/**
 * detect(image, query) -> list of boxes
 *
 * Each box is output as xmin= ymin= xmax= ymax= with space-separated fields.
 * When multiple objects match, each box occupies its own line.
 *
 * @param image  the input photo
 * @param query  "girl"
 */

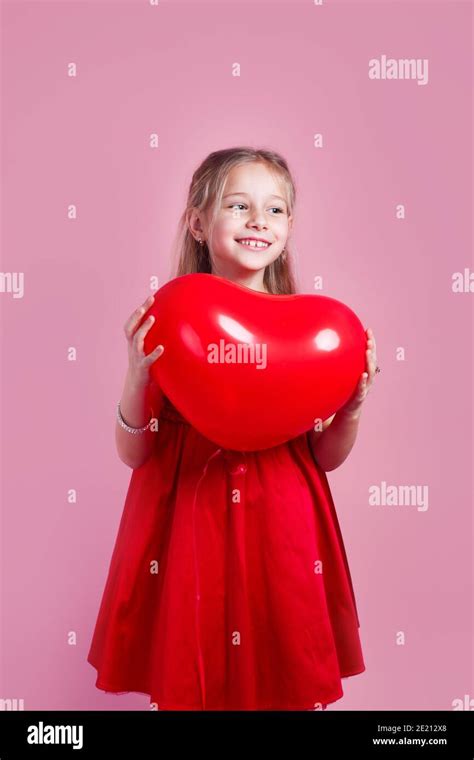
xmin=87 ymin=147 xmax=379 ymax=711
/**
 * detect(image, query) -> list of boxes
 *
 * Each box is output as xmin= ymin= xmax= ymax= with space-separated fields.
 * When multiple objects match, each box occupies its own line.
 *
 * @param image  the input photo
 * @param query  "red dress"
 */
xmin=87 ymin=395 xmax=365 ymax=710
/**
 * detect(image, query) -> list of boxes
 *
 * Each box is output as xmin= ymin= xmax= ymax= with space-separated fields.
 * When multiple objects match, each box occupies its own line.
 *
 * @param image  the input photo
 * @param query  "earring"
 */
xmin=197 ymin=238 xmax=204 ymax=246
xmin=281 ymin=247 xmax=287 ymax=260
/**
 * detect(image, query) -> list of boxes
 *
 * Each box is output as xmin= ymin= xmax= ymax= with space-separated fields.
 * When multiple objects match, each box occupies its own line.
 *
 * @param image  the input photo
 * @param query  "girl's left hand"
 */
xmin=338 ymin=328 xmax=378 ymax=417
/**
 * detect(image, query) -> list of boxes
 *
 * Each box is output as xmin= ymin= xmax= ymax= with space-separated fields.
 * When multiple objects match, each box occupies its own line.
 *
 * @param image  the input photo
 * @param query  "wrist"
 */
xmin=126 ymin=367 xmax=150 ymax=391
xmin=337 ymin=405 xmax=362 ymax=422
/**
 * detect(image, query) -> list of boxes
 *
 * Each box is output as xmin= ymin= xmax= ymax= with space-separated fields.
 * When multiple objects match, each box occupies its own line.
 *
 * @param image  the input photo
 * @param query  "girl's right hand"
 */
xmin=123 ymin=294 xmax=164 ymax=388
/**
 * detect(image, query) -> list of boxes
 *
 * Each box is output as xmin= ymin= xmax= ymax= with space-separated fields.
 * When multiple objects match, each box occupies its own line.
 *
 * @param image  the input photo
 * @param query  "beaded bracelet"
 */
xmin=116 ymin=401 xmax=154 ymax=434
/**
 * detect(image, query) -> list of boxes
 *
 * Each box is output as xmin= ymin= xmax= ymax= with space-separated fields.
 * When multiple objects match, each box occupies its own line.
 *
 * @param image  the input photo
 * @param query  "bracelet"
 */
xmin=116 ymin=401 xmax=154 ymax=434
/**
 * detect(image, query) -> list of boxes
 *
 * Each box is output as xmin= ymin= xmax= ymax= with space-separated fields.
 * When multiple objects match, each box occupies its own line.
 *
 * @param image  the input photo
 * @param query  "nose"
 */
xmin=246 ymin=209 xmax=267 ymax=228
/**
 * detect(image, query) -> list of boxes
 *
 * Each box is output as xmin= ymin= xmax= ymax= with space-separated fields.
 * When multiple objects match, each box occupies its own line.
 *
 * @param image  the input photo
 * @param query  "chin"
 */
xmin=238 ymin=260 xmax=273 ymax=272
xmin=234 ymin=251 xmax=277 ymax=266
xmin=217 ymin=250 xmax=277 ymax=272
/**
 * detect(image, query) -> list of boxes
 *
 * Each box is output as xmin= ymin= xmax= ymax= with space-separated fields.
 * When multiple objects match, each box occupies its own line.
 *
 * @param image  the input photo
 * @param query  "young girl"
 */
xmin=87 ymin=147 xmax=379 ymax=711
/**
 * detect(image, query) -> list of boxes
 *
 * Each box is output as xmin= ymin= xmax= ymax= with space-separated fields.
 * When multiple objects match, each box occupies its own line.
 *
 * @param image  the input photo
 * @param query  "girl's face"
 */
xmin=190 ymin=162 xmax=293 ymax=290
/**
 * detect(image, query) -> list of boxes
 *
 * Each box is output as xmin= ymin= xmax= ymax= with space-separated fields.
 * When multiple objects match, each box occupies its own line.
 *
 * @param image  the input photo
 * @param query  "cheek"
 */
xmin=276 ymin=217 xmax=290 ymax=233
xmin=212 ymin=218 xmax=236 ymax=239
xmin=212 ymin=220 xmax=243 ymax=250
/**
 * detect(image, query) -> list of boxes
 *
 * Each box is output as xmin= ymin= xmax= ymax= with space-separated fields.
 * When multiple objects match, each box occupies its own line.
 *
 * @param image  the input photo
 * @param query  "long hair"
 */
xmin=170 ymin=147 xmax=299 ymax=295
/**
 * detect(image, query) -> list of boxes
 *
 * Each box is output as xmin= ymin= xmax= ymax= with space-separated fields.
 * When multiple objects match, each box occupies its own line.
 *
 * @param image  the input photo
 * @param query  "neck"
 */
xmin=211 ymin=266 xmax=269 ymax=294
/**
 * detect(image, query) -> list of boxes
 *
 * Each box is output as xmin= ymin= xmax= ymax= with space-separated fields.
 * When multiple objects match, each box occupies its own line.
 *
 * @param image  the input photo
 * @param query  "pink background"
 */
xmin=1 ymin=0 xmax=472 ymax=710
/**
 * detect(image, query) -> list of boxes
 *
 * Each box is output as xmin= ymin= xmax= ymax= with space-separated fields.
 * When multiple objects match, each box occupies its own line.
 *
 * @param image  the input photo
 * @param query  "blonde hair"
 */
xmin=170 ymin=147 xmax=299 ymax=295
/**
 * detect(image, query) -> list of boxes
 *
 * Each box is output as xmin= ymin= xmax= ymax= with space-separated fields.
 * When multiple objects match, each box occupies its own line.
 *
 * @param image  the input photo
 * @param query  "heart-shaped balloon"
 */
xmin=143 ymin=273 xmax=366 ymax=451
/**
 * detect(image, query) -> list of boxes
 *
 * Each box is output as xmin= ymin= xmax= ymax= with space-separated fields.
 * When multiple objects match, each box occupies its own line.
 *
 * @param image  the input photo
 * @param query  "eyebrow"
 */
xmin=223 ymin=192 xmax=287 ymax=204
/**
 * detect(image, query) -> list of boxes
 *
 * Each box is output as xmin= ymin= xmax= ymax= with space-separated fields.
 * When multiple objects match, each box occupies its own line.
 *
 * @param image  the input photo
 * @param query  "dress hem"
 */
xmin=88 ymin=658 xmax=366 ymax=711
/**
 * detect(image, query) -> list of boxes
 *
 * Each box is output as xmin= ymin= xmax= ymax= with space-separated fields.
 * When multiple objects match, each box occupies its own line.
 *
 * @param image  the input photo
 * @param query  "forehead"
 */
xmin=223 ymin=162 xmax=286 ymax=199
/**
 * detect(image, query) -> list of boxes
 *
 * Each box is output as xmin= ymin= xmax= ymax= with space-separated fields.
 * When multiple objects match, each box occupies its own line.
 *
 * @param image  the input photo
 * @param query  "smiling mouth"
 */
xmin=235 ymin=239 xmax=272 ymax=250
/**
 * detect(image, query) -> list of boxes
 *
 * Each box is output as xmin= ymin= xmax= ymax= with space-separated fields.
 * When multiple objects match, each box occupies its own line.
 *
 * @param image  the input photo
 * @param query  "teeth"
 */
xmin=237 ymin=239 xmax=270 ymax=249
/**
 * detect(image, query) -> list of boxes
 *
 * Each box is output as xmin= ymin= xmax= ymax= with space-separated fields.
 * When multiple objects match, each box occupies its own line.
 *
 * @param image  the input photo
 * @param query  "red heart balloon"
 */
xmin=144 ymin=273 xmax=366 ymax=451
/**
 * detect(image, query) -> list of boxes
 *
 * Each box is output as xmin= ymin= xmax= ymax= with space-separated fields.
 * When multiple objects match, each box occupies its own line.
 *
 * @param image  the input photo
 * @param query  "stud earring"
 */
xmin=197 ymin=238 xmax=204 ymax=246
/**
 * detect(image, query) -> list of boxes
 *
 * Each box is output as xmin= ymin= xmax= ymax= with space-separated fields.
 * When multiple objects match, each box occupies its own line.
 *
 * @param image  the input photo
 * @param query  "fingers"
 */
xmin=365 ymin=350 xmax=376 ymax=389
xmin=123 ymin=294 xmax=164 ymax=382
xmin=367 ymin=327 xmax=377 ymax=360
xmin=352 ymin=328 xmax=378 ymax=406
xmin=132 ymin=310 xmax=165 ymax=366
xmin=365 ymin=327 xmax=377 ymax=384
xmin=144 ymin=344 xmax=165 ymax=366
xmin=346 ymin=375 xmax=366 ymax=412
xmin=123 ymin=294 xmax=155 ymax=340
xmin=366 ymin=347 xmax=375 ymax=375
xmin=133 ymin=314 xmax=156 ymax=355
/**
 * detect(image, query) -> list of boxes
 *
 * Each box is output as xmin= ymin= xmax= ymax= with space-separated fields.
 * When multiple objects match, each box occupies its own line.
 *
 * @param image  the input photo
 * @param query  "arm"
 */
xmin=308 ymin=326 xmax=378 ymax=472
xmin=308 ymin=409 xmax=362 ymax=472
xmin=117 ymin=292 xmax=166 ymax=469
xmin=115 ymin=370 xmax=165 ymax=469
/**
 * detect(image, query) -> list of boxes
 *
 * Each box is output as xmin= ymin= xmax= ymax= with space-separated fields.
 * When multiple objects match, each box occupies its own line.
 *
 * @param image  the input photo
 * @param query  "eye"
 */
xmin=228 ymin=204 xmax=285 ymax=213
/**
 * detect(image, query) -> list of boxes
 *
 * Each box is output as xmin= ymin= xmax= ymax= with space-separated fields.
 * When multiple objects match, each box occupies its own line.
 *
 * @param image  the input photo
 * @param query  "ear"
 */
xmin=186 ymin=207 xmax=204 ymax=239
